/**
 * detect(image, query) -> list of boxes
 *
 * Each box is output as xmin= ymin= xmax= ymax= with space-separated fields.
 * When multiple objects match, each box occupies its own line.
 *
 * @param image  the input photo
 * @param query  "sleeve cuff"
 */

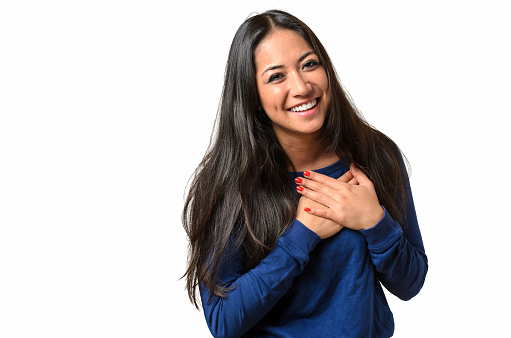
xmin=360 ymin=206 xmax=403 ymax=253
xmin=277 ymin=219 xmax=321 ymax=265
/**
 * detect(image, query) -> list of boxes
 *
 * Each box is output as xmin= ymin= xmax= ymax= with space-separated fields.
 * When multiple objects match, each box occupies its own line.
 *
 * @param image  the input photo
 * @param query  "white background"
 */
xmin=1 ymin=1 xmax=510 ymax=337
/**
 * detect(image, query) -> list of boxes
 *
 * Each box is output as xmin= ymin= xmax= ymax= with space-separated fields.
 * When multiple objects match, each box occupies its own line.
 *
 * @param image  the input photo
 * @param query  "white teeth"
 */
xmin=290 ymin=99 xmax=317 ymax=112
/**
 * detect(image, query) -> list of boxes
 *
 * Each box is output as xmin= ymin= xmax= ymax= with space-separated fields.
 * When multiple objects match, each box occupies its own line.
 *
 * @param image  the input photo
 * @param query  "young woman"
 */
xmin=182 ymin=10 xmax=427 ymax=337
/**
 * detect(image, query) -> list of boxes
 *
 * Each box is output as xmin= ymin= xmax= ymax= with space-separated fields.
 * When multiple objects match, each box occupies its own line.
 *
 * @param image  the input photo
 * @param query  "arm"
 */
xmin=295 ymin=164 xmax=428 ymax=301
xmin=201 ymin=219 xmax=321 ymax=338
xmin=202 ymin=171 xmax=354 ymax=337
xmin=360 ymin=185 xmax=428 ymax=300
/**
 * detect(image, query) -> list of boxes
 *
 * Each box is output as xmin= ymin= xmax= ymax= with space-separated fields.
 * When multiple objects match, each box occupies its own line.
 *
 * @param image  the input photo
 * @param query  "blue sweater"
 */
xmin=201 ymin=160 xmax=428 ymax=337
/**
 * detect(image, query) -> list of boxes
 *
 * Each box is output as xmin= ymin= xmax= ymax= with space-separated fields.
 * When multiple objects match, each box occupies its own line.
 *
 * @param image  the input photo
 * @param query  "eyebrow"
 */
xmin=260 ymin=51 xmax=317 ymax=77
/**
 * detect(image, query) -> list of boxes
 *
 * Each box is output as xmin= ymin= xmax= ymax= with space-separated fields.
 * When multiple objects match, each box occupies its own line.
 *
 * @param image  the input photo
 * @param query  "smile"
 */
xmin=289 ymin=99 xmax=317 ymax=112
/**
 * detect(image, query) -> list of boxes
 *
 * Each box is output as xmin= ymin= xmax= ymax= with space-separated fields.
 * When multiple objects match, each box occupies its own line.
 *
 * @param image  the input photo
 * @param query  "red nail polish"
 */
xmin=296 ymin=186 xmax=304 ymax=192
xmin=295 ymin=177 xmax=302 ymax=183
xmin=304 ymin=207 xmax=311 ymax=212
xmin=304 ymin=170 xmax=311 ymax=177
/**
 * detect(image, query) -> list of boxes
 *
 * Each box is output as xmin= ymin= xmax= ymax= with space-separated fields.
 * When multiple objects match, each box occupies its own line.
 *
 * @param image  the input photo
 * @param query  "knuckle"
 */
xmin=319 ymin=176 xmax=329 ymax=184
xmin=338 ymin=184 xmax=348 ymax=193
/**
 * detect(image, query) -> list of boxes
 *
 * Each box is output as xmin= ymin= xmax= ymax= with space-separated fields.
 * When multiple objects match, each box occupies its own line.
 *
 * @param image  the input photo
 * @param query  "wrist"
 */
xmin=363 ymin=206 xmax=385 ymax=230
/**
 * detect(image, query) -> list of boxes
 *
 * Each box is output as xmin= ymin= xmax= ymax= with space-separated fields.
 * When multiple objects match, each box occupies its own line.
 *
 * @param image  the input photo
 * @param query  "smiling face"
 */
xmin=254 ymin=29 xmax=330 ymax=144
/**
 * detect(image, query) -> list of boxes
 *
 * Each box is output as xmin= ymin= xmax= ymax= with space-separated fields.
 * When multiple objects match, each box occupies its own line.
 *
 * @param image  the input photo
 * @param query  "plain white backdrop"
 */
xmin=1 ymin=1 xmax=510 ymax=337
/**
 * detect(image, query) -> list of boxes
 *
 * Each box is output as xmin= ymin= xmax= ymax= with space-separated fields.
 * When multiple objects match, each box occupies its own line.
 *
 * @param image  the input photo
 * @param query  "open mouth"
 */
xmin=289 ymin=98 xmax=318 ymax=112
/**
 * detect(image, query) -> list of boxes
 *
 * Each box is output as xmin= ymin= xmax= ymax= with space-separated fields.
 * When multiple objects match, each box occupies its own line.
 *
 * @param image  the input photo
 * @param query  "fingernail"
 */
xmin=352 ymin=163 xmax=357 ymax=169
xmin=296 ymin=186 xmax=304 ymax=192
xmin=304 ymin=170 xmax=311 ymax=177
xmin=304 ymin=207 xmax=311 ymax=212
xmin=295 ymin=177 xmax=302 ymax=183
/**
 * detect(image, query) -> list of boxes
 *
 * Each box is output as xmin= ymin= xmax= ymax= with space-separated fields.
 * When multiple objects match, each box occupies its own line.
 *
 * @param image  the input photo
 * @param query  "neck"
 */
xmin=275 ymin=130 xmax=340 ymax=172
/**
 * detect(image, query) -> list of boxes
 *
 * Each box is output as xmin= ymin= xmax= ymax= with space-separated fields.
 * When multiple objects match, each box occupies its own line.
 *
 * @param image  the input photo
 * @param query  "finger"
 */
xmin=337 ymin=170 xmax=354 ymax=183
xmin=348 ymin=177 xmax=359 ymax=185
xmin=303 ymin=206 xmax=331 ymax=220
xmin=295 ymin=176 xmax=338 ymax=196
xmin=296 ymin=184 xmax=336 ymax=208
xmin=350 ymin=163 xmax=372 ymax=186
xmin=303 ymin=170 xmax=347 ymax=189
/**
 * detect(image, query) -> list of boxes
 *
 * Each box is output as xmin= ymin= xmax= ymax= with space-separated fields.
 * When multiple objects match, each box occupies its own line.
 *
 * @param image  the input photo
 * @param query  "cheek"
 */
xmin=321 ymin=79 xmax=330 ymax=104
xmin=320 ymin=74 xmax=329 ymax=91
xmin=314 ymin=69 xmax=329 ymax=91
xmin=260 ymin=89 xmax=282 ymax=110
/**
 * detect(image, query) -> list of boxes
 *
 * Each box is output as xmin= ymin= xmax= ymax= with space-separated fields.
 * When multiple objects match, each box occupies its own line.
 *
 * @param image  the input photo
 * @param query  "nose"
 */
xmin=289 ymin=71 xmax=312 ymax=97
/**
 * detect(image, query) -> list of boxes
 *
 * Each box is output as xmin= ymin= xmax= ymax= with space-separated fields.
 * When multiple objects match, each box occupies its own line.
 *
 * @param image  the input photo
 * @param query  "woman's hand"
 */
xmin=295 ymin=170 xmax=353 ymax=239
xmin=296 ymin=196 xmax=343 ymax=239
xmin=295 ymin=164 xmax=384 ymax=231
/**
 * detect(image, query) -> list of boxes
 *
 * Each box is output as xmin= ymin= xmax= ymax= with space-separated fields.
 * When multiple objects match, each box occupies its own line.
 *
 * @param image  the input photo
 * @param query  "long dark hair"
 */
xmin=182 ymin=10 xmax=409 ymax=308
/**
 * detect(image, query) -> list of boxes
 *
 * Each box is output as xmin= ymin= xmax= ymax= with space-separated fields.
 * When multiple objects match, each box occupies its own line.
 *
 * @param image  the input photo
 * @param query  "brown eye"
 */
xmin=268 ymin=73 xmax=284 ymax=83
xmin=303 ymin=60 xmax=320 ymax=69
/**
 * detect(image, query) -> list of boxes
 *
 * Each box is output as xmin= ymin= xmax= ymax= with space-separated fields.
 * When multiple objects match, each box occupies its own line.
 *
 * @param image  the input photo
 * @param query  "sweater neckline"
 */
xmin=288 ymin=158 xmax=349 ymax=177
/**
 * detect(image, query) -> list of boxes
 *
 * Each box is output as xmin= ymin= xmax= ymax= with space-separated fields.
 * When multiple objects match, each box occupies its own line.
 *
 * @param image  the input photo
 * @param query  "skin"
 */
xmin=297 ymin=165 xmax=384 ymax=234
xmin=254 ymin=29 xmax=384 ymax=239
xmin=254 ymin=29 xmax=337 ymax=172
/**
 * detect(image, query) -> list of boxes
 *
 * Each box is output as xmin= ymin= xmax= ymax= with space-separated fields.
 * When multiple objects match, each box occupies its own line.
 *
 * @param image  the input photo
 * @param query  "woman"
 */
xmin=182 ymin=9 xmax=427 ymax=337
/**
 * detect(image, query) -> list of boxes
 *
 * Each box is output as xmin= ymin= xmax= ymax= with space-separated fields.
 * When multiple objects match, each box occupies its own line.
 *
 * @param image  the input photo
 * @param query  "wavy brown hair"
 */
xmin=182 ymin=10 xmax=409 ymax=308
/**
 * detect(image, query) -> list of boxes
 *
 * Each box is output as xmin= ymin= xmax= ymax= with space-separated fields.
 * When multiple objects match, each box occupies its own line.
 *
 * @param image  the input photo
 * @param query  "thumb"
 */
xmin=350 ymin=163 xmax=372 ymax=186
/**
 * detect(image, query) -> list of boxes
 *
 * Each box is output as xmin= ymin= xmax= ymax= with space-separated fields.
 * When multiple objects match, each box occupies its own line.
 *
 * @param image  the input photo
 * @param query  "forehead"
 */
xmin=254 ymin=30 xmax=313 ymax=70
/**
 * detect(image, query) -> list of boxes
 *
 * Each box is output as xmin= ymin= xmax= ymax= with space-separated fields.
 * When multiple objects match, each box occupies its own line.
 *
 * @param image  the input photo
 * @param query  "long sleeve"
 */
xmin=198 ymin=159 xmax=427 ymax=337
xmin=201 ymin=219 xmax=321 ymax=338
xmin=360 ymin=185 xmax=428 ymax=300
